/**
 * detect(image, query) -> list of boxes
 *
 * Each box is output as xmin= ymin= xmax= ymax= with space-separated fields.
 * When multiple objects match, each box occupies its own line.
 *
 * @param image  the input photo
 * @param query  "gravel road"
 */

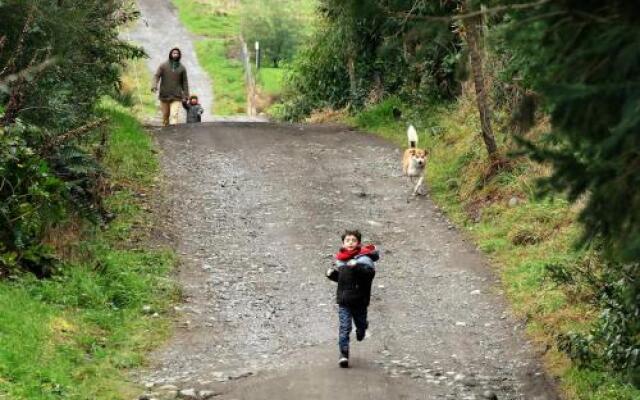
xmin=134 ymin=122 xmax=559 ymax=400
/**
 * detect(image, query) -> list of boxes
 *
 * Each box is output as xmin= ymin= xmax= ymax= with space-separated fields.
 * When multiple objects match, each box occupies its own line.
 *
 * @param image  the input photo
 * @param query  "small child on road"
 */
xmin=326 ymin=229 xmax=379 ymax=368
xmin=182 ymin=94 xmax=204 ymax=123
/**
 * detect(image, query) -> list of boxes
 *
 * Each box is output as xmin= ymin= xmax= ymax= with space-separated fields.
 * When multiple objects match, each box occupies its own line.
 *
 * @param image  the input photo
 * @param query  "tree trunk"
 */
xmin=463 ymin=7 xmax=498 ymax=158
xmin=512 ymin=89 xmax=538 ymax=135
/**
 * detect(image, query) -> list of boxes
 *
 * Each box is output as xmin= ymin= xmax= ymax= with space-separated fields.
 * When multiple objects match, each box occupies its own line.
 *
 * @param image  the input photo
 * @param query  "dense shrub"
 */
xmin=0 ymin=0 xmax=143 ymax=275
xmin=240 ymin=0 xmax=306 ymax=68
xmin=280 ymin=0 xmax=461 ymax=121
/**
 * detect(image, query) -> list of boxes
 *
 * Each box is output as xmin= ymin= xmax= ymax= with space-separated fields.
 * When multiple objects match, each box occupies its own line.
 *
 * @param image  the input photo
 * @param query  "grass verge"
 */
xmin=171 ymin=0 xmax=246 ymax=115
xmin=0 ymin=68 xmax=178 ymax=399
xmin=257 ymin=67 xmax=285 ymax=97
xmin=119 ymin=58 xmax=158 ymax=120
xmin=349 ymin=95 xmax=640 ymax=400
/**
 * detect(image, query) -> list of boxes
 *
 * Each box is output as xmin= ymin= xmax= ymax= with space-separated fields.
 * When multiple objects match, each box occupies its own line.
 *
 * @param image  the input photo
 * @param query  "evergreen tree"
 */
xmin=499 ymin=0 xmax=640 ymax=260
xmin=499 ymin=0 xmax=640 ymax=379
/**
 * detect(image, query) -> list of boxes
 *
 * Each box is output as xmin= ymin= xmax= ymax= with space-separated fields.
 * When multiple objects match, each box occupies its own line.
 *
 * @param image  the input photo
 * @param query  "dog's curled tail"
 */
xmin=407 ymin=124 xmax=418 ymax=148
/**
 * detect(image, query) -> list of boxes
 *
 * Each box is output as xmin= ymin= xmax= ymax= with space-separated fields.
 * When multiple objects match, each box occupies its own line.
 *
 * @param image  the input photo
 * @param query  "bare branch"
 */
xmin=387 ymin=0 xmax=553 ymax=23
xmin=516 ymin=10 xmax=567 ymax=26
xmin=41 ymin=118 xmax=109 ymax=152
xmin=0 ymin=59 xmax=57 ymax=92
xmin=399 ymin=0 xmax=423 ymax=28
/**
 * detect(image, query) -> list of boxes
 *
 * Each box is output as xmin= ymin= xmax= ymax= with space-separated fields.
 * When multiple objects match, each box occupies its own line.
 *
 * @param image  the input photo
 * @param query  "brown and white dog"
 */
xmin=402 ymin=125 xmax=427 ymax=196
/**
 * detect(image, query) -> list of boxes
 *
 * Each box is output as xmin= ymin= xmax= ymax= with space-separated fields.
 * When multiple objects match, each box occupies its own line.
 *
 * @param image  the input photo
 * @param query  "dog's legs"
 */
xmin=405 ymin=176 xmax=415 ymax=203
xmin=413 ymin=176 xmax=425 ymax=196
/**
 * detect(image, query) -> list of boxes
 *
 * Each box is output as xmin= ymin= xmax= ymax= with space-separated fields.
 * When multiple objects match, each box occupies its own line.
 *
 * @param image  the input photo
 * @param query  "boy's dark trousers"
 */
xmin=338 ymin=305 xmax=368 ymax=356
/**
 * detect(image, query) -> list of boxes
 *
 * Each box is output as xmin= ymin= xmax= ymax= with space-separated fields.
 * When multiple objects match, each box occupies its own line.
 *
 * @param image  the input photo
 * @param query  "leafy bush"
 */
xmin=0 ymin=123 xmax=66 ymax=276
xmin=278 ymin=24 xmax=351 ymax=121
xmin=279 ymin=0 xmax=462 ymax=121
xmin=0 ymin=0 xmax=143 ymax=275
xmin=240 ymin=0 xmax=306 ymax=68
xmin=551 ymin=261 xmax=639 ymax=384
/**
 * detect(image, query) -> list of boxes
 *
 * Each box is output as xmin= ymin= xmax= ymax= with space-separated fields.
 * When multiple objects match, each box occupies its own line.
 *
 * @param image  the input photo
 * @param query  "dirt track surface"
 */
xmin=136 ymin=122 xmax=559 ymax=400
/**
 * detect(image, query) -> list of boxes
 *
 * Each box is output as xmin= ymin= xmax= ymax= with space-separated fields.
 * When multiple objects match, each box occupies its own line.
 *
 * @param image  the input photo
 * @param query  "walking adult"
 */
xmin=151 ymin=47 xmax=189 ymax=126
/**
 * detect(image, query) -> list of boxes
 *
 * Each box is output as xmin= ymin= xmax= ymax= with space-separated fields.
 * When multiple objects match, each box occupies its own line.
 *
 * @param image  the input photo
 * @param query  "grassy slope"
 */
xmin=120 ymin=58 xmax=158 ymax=119
xmin=254 ymin=0 xmax=316 ymax=105
xmin=171 ymin=0 xmax=246 ymax=115
xmin=0 ymin=65 xmax=177 ymax=399
xmin=257 ymin=67 xmax=285 ymax=96
xmin=351 ymin=95 xmax=640 ymax=400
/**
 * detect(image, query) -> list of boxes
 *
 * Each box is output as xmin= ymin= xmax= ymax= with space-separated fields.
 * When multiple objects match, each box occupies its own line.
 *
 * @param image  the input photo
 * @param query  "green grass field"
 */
xmin=257 ymin=67 xmax=285 ymax=96
xmin=196 ymin=39 xmax=247 ymax=115
xmin=120 ymin=58 xmax=157 ymax=119
xmin=171 ymin=0 xmax=246 ymax=115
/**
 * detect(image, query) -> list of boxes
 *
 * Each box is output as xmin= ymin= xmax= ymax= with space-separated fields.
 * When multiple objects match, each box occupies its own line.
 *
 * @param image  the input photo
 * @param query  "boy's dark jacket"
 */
xmin=182 ymin=101 xmax=203 ymax=123
xmin=327 ymin=245 xmax=379 ymax=308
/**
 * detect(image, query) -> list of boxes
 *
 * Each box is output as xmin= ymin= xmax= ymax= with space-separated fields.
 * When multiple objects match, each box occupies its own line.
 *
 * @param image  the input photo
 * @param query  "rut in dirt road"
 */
xmin=135 ymin=122 xmax=559 ymax=400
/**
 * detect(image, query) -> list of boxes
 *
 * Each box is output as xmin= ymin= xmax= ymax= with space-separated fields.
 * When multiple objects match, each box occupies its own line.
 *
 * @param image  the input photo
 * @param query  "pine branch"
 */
xmin=399 ymin=0 xmax=424 ymax=27
xmin=0 ymin=6 xmax=48 ymax=126
xmin=386 ymin=0 xmax=553 ymax=23
xmin=0 ymin=58 xmax=57 ymax=92
xmin=0 ymin=56 xmax=57 ymax=127
xmin=41 ymin=119 xmax=108 ymax=153
xmin=0 ymin=5 xmax=36 ymax=77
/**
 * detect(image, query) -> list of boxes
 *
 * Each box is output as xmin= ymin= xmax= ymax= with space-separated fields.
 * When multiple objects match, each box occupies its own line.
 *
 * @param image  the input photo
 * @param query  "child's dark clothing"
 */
xmin=182 ymin=100 xmax=203 ymax=123
xmin=327 ymin=244 xmax=378 ymax=358
xmin=338 ymin=305 xmax=367 ymax=356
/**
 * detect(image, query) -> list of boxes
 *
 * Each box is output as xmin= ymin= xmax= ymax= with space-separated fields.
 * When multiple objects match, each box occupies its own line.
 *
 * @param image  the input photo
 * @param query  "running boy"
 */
xmin=326 ymin=229 xmax=379 ymax=368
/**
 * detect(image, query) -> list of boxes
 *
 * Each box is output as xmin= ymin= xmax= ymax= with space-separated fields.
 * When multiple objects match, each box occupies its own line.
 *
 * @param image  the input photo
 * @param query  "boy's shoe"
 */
xmin=356 ymin=321 xmax=368 ymax=341
xmin=339 ymin=350 xmax=349 ymax=368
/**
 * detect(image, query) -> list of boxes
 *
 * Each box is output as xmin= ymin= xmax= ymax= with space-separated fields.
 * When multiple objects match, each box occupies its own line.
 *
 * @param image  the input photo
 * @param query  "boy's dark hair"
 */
xmin=341 ymin=230 xmax=362 ymax=243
